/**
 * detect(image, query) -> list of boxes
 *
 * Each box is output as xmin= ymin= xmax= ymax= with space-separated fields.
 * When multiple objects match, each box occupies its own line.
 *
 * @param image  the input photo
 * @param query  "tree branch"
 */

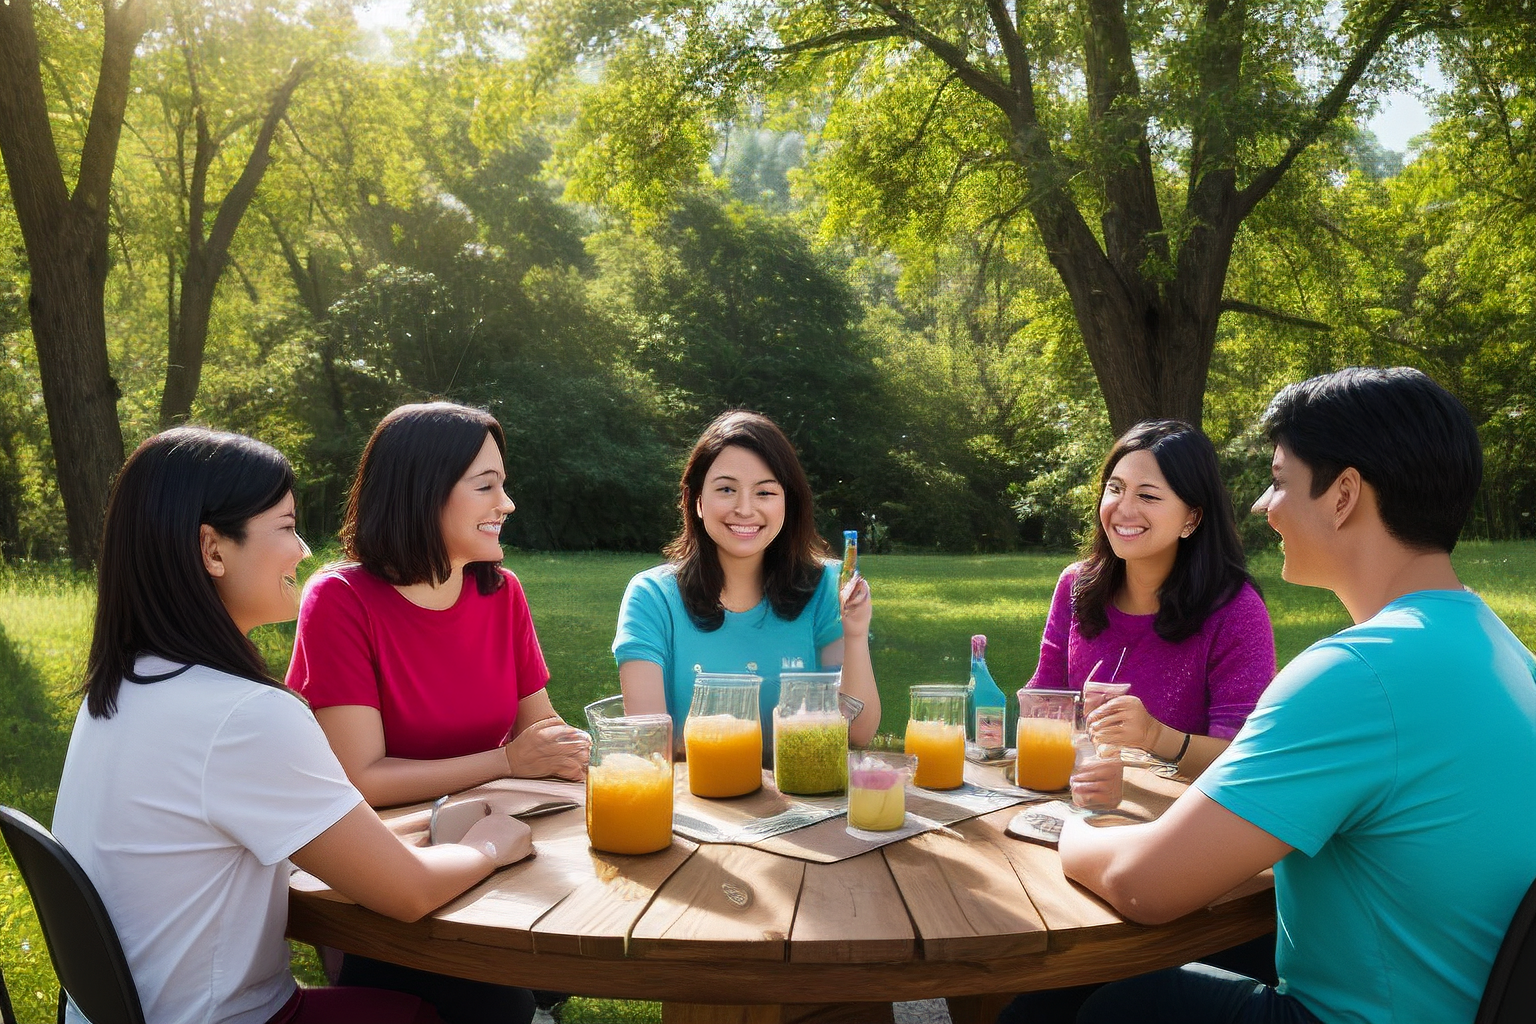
xmin=766 ymin=25 xmax=907 ymax=56
xmin=867 ymin=0 xmax=1016 ymax=114
xmin=890 ymin=71 xmax=957 ymax=162
xmin=1219 ymin=298 xmax=1330 ymax=331
xmin=1237 ymin=0 xmax=1411 ymax=217
xmin=205 ymin=59 xmax=313 ymax=259
xmin=983 ymin=0 xmax=1032 ymax=109
xmin=0 ymin=0 xmax=73 ymax=231
xmin=74 ymin=0 xmax=149 ymax=218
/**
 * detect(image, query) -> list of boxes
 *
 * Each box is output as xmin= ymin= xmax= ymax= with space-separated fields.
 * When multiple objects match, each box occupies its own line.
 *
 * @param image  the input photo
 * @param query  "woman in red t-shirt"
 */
xmin=287 ymin=401 xmax=589 ymax=1024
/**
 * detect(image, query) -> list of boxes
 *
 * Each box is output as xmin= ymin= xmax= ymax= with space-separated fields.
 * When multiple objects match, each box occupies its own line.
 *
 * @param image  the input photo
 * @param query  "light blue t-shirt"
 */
xmin=612 ymin=562 xmax=844 ymax=746
xmin=1198 ymin=589 xmax=1536 ymax=1024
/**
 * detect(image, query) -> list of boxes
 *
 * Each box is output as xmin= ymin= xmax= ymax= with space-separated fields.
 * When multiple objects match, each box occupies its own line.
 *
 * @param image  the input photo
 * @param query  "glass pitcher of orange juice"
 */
xmin=905 ymin=684 xmax=967 ymax=789
xmin=584 ymin=695 xmax=674 ymax=855
xmin=1016 ymin=689 xmax=1078 ymax=791
xmin=774 ymin=671 xmax=848 ymax=795
xmin=684 ymin=673 xmax=763 ymax=798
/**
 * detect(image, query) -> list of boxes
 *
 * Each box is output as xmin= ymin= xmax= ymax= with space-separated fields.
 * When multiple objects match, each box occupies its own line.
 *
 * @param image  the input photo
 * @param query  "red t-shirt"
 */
xmin=286 ymin=564 xmax=550 ymax=761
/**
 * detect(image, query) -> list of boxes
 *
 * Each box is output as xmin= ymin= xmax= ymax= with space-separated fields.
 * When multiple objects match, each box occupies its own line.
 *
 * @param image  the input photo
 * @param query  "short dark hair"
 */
xmin=1075 ymin=420 xmax=1257 ymax=644
xmin=667 ymin=410 xmax=829 ymax=630
xmin=342 ymin=402 xmax=507 ymax=596
xmin=1261 ymin=367 xmax=1482 ymax=553
xmin=84 ymin=427 xmax=296 ymax=718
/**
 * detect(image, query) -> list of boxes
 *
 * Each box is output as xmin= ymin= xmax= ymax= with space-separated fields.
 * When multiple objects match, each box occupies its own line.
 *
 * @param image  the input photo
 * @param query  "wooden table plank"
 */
xmin=882 ymin=825 xmax=1048 ymax=961
xmin=787 ymin=851 xmax=915 ymax=964
xmin=968 ymin=808 xmax=1121 ymax=943
xmin=530 ymin=838 xmax=698 ymax=957
xmin=428 ymin=807 xmax=593 ymax=951
xmin=629 ymin=844 xmax=806 ymax=961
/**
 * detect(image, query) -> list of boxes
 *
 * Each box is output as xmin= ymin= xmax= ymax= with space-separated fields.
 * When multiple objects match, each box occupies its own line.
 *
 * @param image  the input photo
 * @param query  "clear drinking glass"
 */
xmin=1016 ymin=688 xmax=1077 ymax=792
xmin=774 ymin=671 xmax=848 ymax=795
xmin=584 ymin=695 xmax=674 ymax=855
xmin=684 ymin=672 xmax=763 ymax=798
xmin=1074 ymin=680 xmax=1129 ymax=809
xmin=905 ymin=684 xmax=967 ymax=789
xmin=847 ymin=751 xmax=916 ymax=831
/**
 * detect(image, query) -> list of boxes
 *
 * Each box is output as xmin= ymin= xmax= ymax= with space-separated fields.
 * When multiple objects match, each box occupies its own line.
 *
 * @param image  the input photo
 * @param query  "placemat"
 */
xmin=670 ymin=764 xmax=1043 ymax=862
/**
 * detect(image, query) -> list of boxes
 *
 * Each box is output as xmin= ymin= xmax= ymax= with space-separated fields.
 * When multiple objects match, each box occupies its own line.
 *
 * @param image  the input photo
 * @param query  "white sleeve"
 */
xmin=202 ymin=686 xmax=364 ymax=865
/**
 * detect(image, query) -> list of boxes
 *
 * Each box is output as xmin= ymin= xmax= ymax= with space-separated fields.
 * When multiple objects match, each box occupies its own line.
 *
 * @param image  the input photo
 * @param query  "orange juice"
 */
xmin=1016 ymin=717 xmax=1075 ymax=791
xmin=904 ymin=719 xmax=965 ymax=789
xmin=684 ymin=714 xmax=763 ymax=797
xmin=586 ymin=753 xmax=674 ymax=855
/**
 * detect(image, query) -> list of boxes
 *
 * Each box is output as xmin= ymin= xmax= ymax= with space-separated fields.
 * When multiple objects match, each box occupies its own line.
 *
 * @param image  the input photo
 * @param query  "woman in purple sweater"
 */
xmin=1025 ymin=419 xmax=1275 ymax=779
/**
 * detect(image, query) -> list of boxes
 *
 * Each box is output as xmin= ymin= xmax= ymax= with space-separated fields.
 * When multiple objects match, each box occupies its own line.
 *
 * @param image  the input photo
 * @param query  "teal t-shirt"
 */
xmin=612 ymin=562 xmax=844 ymax=746
xmin=1197 ymin=589 xmax=1536 ymax=1024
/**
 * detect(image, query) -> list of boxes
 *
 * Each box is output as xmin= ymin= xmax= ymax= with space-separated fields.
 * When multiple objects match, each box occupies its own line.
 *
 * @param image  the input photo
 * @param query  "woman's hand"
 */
xmin=1086 ymin=694 xmax=1162 ymax=751
xmin=459 ymin=813 xmax=534 ymax=868
xmin=840 ymin=573 xmax=872 ymax=640
xmin=1069 ymin=750 xmax=1124 ymax=810
xmin=503 ymin=717 xmax=591 ymax=781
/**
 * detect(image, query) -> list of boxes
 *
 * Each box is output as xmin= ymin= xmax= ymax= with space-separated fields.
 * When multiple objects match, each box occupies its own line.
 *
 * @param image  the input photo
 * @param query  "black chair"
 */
xmin=1 ymin=957 xmax=17 ymax=1024
xmin=1476 ymin=874 xmax=1536 ymax=1024
xmin=0 ymin=807 xmax=145 ymax=1024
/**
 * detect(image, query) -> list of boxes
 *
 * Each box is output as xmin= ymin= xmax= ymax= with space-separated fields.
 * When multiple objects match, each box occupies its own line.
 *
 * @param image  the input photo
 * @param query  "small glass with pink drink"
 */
xmin=846 ymin=752 xmax=917 ymax=831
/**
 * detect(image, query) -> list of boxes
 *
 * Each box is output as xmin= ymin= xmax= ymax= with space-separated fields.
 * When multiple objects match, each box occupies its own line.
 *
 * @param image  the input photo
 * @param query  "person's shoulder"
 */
xmin=489 ymin=565 xmax=523 ymax=597
xmin=1059 ymin=562 xmax=1083 ymax=586
xmin=1212 ymin=578 xmax=1270 ymax=622
xmin=628 ymin=563 xmax=680 ymax=594
xmin=301 ymin=562 xmax=377 ymax=603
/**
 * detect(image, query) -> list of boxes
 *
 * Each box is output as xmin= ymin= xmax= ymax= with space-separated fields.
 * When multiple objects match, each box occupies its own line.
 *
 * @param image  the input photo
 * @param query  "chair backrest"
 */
xmin=0 ymin=807 xmax=145 ymax=1024
xmin=1475 ymin=874 xmax=1536 ymax=1024
xmin=0 ymin=956 xmax=17 ymax=1024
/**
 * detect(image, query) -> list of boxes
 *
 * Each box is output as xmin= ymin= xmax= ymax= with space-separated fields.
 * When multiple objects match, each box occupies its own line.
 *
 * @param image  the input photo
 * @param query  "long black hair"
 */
xmin=341 ymin=402 xmax=508 ymax=597
xmin=666 ymin=410 xmax=828 ymax=630
xmin=83 ymin=427 xmax=297 ymax=718
xmin=1074 ymin=420 xmax=1256 ymax=644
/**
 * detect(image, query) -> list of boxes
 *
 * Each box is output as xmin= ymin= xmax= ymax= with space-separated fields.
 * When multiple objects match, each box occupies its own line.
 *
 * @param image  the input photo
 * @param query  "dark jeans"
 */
xmin=1077 ymin=964 xmax=1322 ymax=1024
xmin=337 ymin=953 xmax=535 ymax=1024
xmin=997 ymin=935 xmax=1286 ymax=1024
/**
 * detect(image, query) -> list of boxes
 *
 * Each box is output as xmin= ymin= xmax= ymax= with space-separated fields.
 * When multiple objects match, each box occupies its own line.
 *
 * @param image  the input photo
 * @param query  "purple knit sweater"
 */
xmin=1024 ymin=564 xmax=1276 ymax=738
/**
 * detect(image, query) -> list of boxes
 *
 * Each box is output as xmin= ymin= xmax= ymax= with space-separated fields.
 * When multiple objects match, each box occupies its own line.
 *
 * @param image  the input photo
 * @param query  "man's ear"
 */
xmin=200 ymin=524 xmax=226 ymax=578
xmin=1332 ymin=467 xmax=1364 ymax=529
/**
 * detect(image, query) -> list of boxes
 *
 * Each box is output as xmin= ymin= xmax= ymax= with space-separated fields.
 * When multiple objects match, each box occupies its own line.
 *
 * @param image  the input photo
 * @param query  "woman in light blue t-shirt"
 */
xmin=613 ymin=410 xmax=881 ymax=752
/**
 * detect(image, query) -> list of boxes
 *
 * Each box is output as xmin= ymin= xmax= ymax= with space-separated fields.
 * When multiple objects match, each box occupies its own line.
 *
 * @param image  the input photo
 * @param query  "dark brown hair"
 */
xmin=342 ymin=402 xmax=507 ymax=596
xmin=1074 ymin=420 xmax=1257 ymax=644
xmin=84 ymin=428 xmax=296 ymax=718
xmin=1262 ymin=367 xmax=1481 ymax=553
xmin=667 ymin=410 xmax=829 ymax=629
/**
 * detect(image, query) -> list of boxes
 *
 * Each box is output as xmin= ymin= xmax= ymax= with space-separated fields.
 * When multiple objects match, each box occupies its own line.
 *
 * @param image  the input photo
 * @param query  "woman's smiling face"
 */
xmin=1099 ymin=449 xmax=1199 ymax=565
xmin=697 ymin=444 xmax=786 ymax=568
xmin=439 ymin=432 xmax=514 ymax=569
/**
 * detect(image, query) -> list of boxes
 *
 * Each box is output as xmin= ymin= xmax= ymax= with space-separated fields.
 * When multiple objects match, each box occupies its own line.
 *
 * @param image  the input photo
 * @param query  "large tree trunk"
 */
xmin=0 ymin=0 xmax=143 ymax=564
xmin=25 ymin=223 xmax=126 ymax=564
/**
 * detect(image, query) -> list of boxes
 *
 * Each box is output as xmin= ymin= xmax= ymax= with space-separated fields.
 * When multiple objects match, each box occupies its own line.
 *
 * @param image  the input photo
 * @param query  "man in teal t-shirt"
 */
xmin=1057 ymin=367 xmax=1536 ymax=1024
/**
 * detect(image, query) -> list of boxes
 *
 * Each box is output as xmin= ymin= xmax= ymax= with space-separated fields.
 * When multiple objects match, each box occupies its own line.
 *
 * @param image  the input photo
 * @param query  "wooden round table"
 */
xmin=288 ymin=764 xmax=1274 ymax=1024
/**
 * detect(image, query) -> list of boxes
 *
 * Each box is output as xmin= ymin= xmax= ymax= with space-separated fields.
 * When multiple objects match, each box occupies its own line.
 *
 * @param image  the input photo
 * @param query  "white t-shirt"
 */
xmin=52 ymin=656 xmax=363 ymax=1024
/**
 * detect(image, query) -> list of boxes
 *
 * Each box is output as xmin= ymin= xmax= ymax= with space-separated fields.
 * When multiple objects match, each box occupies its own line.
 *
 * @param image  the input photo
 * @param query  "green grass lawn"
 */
xmin=4 ymin=543 xmax=1535 ymax=1022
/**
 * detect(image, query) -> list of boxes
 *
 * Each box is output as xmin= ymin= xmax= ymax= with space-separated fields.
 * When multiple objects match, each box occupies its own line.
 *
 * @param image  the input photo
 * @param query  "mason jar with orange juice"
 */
xmin=904 ymin=684 xmax=967 ymax=789
xmin=1016 ymin=688 xmax=1077 ymax=791
xmin=683 ymin=673 xmax=763 ymax=798
xmin=583 ymin=696 xmax=675 ymax=855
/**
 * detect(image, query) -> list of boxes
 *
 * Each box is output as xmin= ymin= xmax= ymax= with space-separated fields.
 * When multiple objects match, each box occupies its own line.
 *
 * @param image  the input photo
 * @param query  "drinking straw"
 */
xmin=1110 ymin=646 xmax=1128 ymax=682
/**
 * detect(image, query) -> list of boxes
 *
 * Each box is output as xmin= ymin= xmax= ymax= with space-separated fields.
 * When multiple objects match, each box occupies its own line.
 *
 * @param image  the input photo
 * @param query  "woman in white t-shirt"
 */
xmin=51 ymin=427 xmax=531 ymax=1024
